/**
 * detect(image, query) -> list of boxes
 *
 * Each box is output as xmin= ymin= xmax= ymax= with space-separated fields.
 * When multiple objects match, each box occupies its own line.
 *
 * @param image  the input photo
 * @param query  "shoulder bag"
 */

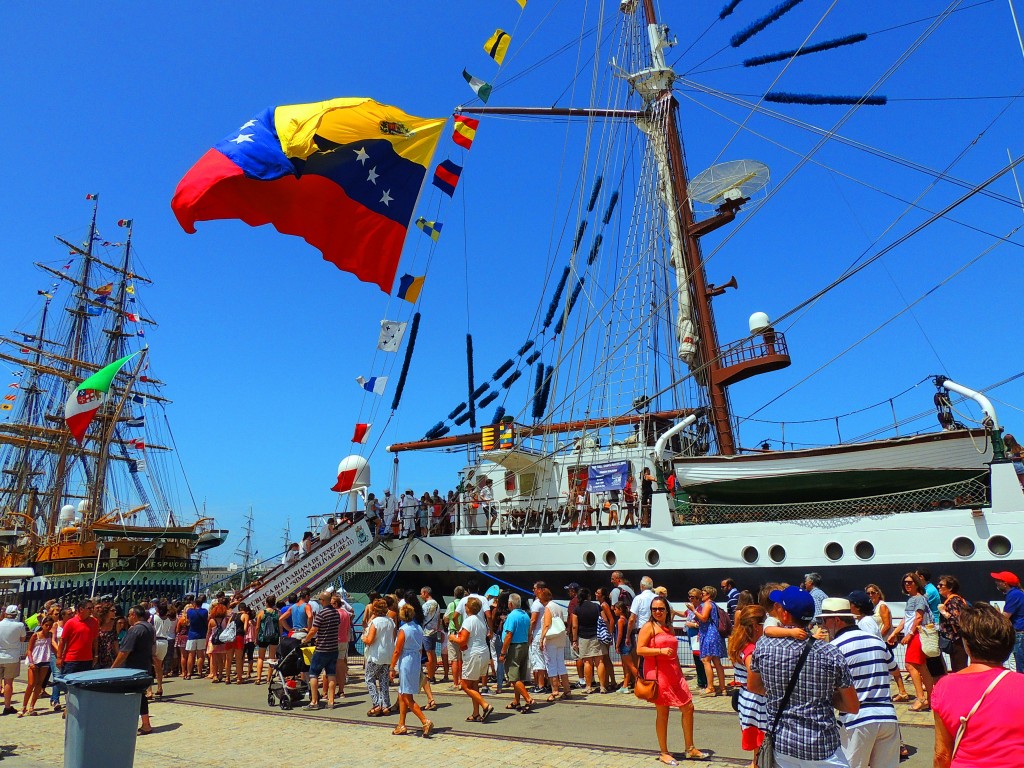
xmin=546 ymin=607 xmax=567 ymax=640
xmin=919 ymin=623 xmax=941 ymax=658
xmin=634 ymin=649 xmax=659 ymax=702
xmin=757 ymin=639 xmax=815 ymax=768
xmin=952 ymin=669 xmax=1010 ymax=759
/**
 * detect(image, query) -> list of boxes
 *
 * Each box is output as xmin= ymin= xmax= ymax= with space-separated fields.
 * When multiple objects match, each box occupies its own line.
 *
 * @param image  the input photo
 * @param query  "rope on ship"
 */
xmin=416 ymin=537 xmax=533 ymax=594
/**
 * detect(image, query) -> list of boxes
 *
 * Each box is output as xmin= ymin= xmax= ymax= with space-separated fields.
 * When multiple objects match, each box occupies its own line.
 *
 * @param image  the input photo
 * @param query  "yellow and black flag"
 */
xmin=484 ymin=29 xmax=511 ymax=66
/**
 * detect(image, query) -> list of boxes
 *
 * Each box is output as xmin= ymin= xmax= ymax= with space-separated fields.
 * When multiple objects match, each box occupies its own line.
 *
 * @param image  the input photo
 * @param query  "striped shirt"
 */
xmin=312 ymin=605 xmax=340 ymax=654
xmin=830 ymin=625 xmax=898 ymax=729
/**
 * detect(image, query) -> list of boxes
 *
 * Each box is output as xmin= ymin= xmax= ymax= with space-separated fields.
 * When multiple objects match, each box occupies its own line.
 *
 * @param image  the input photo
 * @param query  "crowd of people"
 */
xmin=1 ymin=565 xmax=1022 ymax=767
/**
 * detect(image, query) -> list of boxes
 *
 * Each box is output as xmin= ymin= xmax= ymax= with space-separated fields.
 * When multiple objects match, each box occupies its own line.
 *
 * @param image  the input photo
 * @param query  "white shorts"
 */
xmin=775 ymin=747 xmax=851 ymax=768
xmin=154 ymin=638 xmax=170 ymax=661
xmin=543 ymin=642 xmax=568 ymax=677
xmin=840 ymin=721 xmax=899 ymax=768
xmin=185 ymin=638 xmax=207 ymax=652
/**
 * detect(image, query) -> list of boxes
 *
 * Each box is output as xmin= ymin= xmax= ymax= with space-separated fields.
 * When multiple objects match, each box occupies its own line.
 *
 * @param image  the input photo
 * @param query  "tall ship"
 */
xmin=336 ymin=0 xmax=1024 ymax=599
xmin=0 ymin=199 xmax=226 ymax=610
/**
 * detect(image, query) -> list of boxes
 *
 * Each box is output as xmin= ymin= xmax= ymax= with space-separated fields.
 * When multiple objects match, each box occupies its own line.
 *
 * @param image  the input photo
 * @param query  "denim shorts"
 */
xmin=308 ymin=650 xmax=338 ymax=678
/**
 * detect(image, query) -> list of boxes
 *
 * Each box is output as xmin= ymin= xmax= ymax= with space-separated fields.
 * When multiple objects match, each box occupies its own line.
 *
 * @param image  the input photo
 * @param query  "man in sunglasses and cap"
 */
xmin=748 ymin=586 xmax=859 ymax=768
xmin=818 ymin=598 xmax=900 ymax=768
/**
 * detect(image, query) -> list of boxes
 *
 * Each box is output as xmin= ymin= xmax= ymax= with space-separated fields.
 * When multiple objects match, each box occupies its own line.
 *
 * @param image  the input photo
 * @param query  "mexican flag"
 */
xmin=64 ymin=353 xmax=138 ymax=442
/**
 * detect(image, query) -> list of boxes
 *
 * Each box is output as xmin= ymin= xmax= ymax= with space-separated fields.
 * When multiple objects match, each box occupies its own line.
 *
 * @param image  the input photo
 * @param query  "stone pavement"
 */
xmin=0 ymin=668 xmax=935 ymax=767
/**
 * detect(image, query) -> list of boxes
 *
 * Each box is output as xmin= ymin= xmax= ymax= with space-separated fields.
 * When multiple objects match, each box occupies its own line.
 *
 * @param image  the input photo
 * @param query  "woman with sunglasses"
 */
xmin=727 ymin=606 xmax=767 ymax=768
xmin=936 ymin=576 xmax=969 ymax=672
xmin=886 ymin=572 xmax=934 ymax=712
xmin=637 ymin=596 xmax=706 ymax=765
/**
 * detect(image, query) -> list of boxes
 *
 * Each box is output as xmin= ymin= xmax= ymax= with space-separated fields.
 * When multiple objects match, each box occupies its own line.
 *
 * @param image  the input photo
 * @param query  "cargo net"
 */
xmin=670 ymin=477 xmax=989 ymax=530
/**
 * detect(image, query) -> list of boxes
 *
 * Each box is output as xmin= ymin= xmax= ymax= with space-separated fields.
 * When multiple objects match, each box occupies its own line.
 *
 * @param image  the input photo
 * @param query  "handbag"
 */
xmin=546 ymin=612 xmax=567 ymax=640
xmin=596 ymin=616 xmax=613 ymax=646
xmin=952 ymin=670 xmax=1009 ymax=759
xmin=757 ymin=639 xmax=815 ymax=768
xmin=919 ymin=623 xmax=941 ymax=658
xmin=634 ymin=654 xmax=659 ymax=702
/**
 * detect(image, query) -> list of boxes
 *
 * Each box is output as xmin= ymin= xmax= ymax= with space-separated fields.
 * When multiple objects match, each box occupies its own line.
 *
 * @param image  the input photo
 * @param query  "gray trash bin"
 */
xmin=60 ymin=668 xmax=153 ymax=768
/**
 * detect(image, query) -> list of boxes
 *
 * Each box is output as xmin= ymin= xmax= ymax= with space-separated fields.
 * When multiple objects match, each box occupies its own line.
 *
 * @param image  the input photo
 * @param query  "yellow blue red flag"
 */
xmin=397 ymin=274 xmax=425 ymax=303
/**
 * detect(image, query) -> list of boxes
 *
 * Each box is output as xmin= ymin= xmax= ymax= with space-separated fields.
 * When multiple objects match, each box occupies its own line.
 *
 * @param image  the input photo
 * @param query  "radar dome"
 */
xmin=76 ymin=500 xmax=90 ymax=513
xmin=749 ymin=312 xmax=771 ymax=333
xmin=336 ymin=455 xmax=371 ymax=491
xmin=59 ymin=505 xmax=76 ymax=522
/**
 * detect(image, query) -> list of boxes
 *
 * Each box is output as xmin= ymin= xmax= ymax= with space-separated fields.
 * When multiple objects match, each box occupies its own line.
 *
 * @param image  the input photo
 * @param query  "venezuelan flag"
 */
xmin=171 ymin=98 xmax=446 ymax=292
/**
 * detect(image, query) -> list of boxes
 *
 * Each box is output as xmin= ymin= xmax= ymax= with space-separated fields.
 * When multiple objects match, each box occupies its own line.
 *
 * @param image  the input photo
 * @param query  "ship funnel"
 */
xmin=749 ymin=312 xmax=771 ymax=334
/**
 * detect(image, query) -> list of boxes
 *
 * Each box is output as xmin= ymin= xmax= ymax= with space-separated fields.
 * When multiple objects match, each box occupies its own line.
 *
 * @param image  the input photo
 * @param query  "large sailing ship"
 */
xmin=338 ymin=0 xmax=1024 ymax=599
xmin=0 ymin=200 xmax=226 ymax=610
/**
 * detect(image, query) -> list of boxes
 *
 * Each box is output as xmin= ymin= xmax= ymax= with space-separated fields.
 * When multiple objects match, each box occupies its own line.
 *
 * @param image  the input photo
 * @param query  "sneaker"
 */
xmin=573 ymin=680 xmax=587 ymax=689
xmin=1 ymin=707 xmax=16 ymax=716
xmin=479 ymin=685 xmax=491 ymax=694
xmin=617 ymin=686 xmax=633 ymax=694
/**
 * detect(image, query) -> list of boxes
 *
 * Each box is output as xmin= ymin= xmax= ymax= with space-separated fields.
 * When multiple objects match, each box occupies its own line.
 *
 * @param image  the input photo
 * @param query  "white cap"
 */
xmin=5 ymin=605 xmax=18 ymax=616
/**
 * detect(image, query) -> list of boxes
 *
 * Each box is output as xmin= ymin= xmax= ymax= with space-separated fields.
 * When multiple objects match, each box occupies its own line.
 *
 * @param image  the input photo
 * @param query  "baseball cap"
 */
xmin=484 ymin=585 xmax=500 ymax=598
xmin=5 ymin=605 xmax=18 ymax=617
xmin=769 ymin=586 xmax=816 ymax=622
xmin=816 ymin=597 xmax=855 ymax=619
xmin=848 ymin=590 xmax=873 ymax=614
xmin=991 ymin=571 xmax=1020 ymax=587
xmin=564 ymin=582 xmax=581 ymax=591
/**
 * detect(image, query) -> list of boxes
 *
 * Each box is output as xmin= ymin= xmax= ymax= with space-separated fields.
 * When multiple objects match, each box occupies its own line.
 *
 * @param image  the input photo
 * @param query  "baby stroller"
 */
xmin=267 ymin=635 xmax=309 ymax=710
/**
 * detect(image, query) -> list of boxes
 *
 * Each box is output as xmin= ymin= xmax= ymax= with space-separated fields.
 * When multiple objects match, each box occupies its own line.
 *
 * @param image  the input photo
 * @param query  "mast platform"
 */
xmin=712 ymin=331 xmax=791 ymax=387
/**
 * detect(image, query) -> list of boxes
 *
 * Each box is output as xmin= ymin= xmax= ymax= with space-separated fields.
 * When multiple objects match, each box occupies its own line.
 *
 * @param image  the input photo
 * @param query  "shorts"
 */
xmin=578 ymin=637 xmax=604 ymax=659
xmin=543 ymin=642 xmax=568 ymax=677
xmin=336 ymin=643 xmax=349 ymax=660
xmin=257 ymin=638 xmax=279 ymax=649
xmin=447 ymin=638 xmax=463 ymax=662
xmin=185 ymin=638 xmax=207 ymax=652
xmin=243 ymin=641 xmax=255 ymax=661
xmin=154 ymin=638 xmax=170 ymax=661
xmin=308 ymin=651 xmax=338 ymax=678
xmin=504 ymin=642 xmax=529 ymax=683
xmin=0 ymin=662 xmax=19 ymax=680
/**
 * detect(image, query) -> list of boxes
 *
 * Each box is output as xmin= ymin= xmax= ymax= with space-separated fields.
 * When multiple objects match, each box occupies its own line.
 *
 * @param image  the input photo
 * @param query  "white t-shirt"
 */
xmin=0 ymin=618 xmax=26 ymax=664
xmin=530 ymin=598 xmax=545 ymax=640
xmin=364 ymin=615 xmax=396 ymax=664
xmin=857 ymin=615 xmax=883 ymax=638
xmin=629 ymin=589 xmax=656 ymax=628
xmin=422 ymin=599 xmax=440 ymax=632
xmin=456 ymin=593 xmax=488 ymax=623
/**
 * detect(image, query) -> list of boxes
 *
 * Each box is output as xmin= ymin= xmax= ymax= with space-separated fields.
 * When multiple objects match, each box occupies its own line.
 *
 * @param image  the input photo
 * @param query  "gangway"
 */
xmin=235 ymin=519 xmax=382 ymax=606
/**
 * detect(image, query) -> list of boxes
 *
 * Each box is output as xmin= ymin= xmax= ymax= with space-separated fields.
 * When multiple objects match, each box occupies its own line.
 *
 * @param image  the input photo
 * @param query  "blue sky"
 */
xmin=2 ymin=1 xmax=1022 ymax=565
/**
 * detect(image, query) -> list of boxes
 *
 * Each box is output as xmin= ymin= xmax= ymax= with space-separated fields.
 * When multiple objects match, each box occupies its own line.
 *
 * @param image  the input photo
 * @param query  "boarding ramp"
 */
xmin=236 ymin=519 xmax=381 ymax=606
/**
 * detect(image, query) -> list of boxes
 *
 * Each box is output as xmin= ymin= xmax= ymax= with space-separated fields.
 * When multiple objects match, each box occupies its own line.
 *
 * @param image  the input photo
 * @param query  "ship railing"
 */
xmin=668 ymin=478 xmax=990 ymax=527
xmin=418 ymin=496 xmax=652 ymax=536
xmin=717 ymin=331 xmax=790 ymax=368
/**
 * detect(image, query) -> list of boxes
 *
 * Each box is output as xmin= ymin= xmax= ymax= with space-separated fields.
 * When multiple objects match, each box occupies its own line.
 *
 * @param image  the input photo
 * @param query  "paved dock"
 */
xmin=1 ymin=668 xmax=935 ymax=767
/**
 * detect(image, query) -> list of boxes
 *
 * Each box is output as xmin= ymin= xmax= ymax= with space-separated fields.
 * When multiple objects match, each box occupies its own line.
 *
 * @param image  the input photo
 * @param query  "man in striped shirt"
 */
xmin=818 ymin=598 xmax=900 ymax=768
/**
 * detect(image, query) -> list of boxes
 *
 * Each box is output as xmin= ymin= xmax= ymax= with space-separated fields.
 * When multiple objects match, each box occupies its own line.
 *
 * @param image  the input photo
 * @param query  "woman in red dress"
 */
xmin=637 ymin=596 xmax=707 ymax=765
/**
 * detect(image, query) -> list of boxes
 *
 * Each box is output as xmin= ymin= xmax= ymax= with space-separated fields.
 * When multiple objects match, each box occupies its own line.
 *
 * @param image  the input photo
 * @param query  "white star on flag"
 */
xmin=367 ymin=167 xmax=379 ymax=184
xmin=239 ymin=119 xmax=257 ymax=129
xmin=354 ymin=147 xmax=369 ymax=164
xmin=380 ymin=190 xmax=393 ymax=206
xmin=231 ymin=133 xmax=254 ymax=144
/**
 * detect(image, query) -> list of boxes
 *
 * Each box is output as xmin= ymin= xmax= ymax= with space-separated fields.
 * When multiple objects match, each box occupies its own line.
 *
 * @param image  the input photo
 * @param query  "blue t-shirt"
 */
xmin=924 ymin=582 xmax=941 ymax=619
xmin=186 ymin=607 xmax=208 ymax=640
xmin=502 ymin=608 xmax=531 ymax=644
xmin=1004 ymin=587 xmax=1024 ymax=631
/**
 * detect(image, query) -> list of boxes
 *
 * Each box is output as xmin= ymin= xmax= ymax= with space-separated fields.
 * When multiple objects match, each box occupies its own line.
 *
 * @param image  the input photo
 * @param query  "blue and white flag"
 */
xmin=356 ymin=375 xmax=387 ymax=395
xmin=126 ymin=417 xmax=145 ymax=427
xmin=131 ymin=394 xmax=146 ymax=406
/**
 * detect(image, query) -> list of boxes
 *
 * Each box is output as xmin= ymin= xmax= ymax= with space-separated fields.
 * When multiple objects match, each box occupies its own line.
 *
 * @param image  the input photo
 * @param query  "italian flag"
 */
xmin=64 ymin=353 xmax=138 ymax=442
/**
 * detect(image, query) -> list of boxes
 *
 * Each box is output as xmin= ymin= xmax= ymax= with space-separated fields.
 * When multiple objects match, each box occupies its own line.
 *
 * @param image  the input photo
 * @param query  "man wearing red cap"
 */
xmin=992 ymin=571 xmax=1024 ymax=672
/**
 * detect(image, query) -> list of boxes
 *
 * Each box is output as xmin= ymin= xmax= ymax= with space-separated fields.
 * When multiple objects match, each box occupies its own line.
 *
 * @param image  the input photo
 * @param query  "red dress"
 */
xmin=644 ymin=629 xmax=692 ymax=708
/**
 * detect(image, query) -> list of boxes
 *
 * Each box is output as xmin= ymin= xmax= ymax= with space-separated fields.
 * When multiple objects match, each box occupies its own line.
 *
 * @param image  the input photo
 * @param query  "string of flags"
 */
xmin=343 ymin=0 xmax=527 ymax=468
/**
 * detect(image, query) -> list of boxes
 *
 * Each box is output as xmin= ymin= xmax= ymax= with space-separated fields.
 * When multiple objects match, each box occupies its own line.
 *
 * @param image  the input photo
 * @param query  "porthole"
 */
xmin=375 ymin=555 xmax=386 ymax=566
xmin=496 ymin=552 xmax=506 ymax=566
xmin=854 ymin=541 xmax=875 ymax=560
xmin=584 ymin=550 xmax=596 ymax=567
xmin=424 ymin=554 xmax=433 ymax=566
xmin=825 ymin=542 xmax=843 ymax=562
xmin=411 ymin=554 xmax=421 ymax=566
xmin=742 ymin=546 xmax=759 ymax=564
xmin=988 ymin=535 xmax=1012 ymax=557
xmin=479 ymin=552 xmax=490 ymax=566
xmin=952 ymin=537 xmax=976 ymax=558
xmin=768 ymin=544 xmax=786 ymax=564
xmin=604 ymin=550 xmax=617 ymax=567
xmin=366 ymin=556 xmax=375 ymax=566
xmin=646 ymin=549 xmax=660 ymax=567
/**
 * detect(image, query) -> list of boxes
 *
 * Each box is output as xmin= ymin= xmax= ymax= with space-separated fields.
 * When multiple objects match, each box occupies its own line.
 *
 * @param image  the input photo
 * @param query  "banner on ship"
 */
xmin=587 ymin=461 xmax=629 ymax=492
xmin=242 ymin=519 xmax=373 ymax=609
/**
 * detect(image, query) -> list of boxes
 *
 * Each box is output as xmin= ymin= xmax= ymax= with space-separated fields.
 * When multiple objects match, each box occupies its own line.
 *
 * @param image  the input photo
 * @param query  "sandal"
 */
xmin=909 ymin=702 xmax=930 ymax=712
xmin=155 ymin=688 xmax=164 ymax=698
xmin=367 ymin=708 xmax=383 ymax=717
xmin=891 ymin=693 xmax=911 ymax=702
xmin=465 ymin=714 xmax=483 ymax=722
xmin=28 ymin=709 xmax=37 ymax=716
xmin=699 ymin=688 xmax=719 ymax=697
xmin=380 ymin=708 xmax=392 ymax=716
xmin=481 ymin=705 xmax=494 ymax=722
xmin=684 ymin=747 xmax=707 ymax=760
xmin=900 ymin=744 xmax=910 ymax=761
xmin=422 ymin=720 xmax=434 ymax=737
xmin=425 ymin=700 xmax=437 ymax=711
xmin=392 ymin=725 xmax=408 ymax=735
xmin=546 ymin=694 xmax=559 ymax=702
xmin=137 ymin=728 xmax=153 ymax=736
xmin=659 ymin=757 xmax=679 ymax=767
xmin=505 ymin=702 xmax=520 ymax=710
xmin=521 ymin=701 xmax=534 ymax=714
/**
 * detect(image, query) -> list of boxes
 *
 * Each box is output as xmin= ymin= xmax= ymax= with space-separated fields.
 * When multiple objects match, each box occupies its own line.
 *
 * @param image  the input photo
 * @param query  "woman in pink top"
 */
xmin=932 ymin=602 xmax=1024 ymax=767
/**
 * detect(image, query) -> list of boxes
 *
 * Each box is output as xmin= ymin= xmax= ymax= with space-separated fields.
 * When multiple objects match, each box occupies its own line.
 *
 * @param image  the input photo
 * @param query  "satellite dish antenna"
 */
xmin=688 ymin=160 xmax=770 ymax=208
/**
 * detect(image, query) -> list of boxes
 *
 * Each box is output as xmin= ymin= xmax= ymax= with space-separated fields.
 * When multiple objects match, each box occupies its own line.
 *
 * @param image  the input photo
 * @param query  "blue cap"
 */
xmin=484 ymin=585 xmax=500 ymax=598
xmin=847 ymin=590 xmax=872 ymax=614
xmin=769 ymin=585 xmax=816 ymax=622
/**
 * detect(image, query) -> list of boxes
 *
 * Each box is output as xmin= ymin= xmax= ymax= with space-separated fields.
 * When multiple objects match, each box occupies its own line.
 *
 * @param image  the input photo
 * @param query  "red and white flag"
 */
xmin=351 ymin=423 xmax=372 ymax=444
xmin=126 ymin=313 xmax=140 ymax=322
xmin=64 ymin=388 xmax=105 ymax=441
xmin=331 ymin=469 xmax=359 ymax=492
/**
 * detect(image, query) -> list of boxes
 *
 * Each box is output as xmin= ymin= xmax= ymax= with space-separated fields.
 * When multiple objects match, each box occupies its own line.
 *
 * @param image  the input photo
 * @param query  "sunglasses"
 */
xmin=651 ymin=607 xmax=668 ymax=612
